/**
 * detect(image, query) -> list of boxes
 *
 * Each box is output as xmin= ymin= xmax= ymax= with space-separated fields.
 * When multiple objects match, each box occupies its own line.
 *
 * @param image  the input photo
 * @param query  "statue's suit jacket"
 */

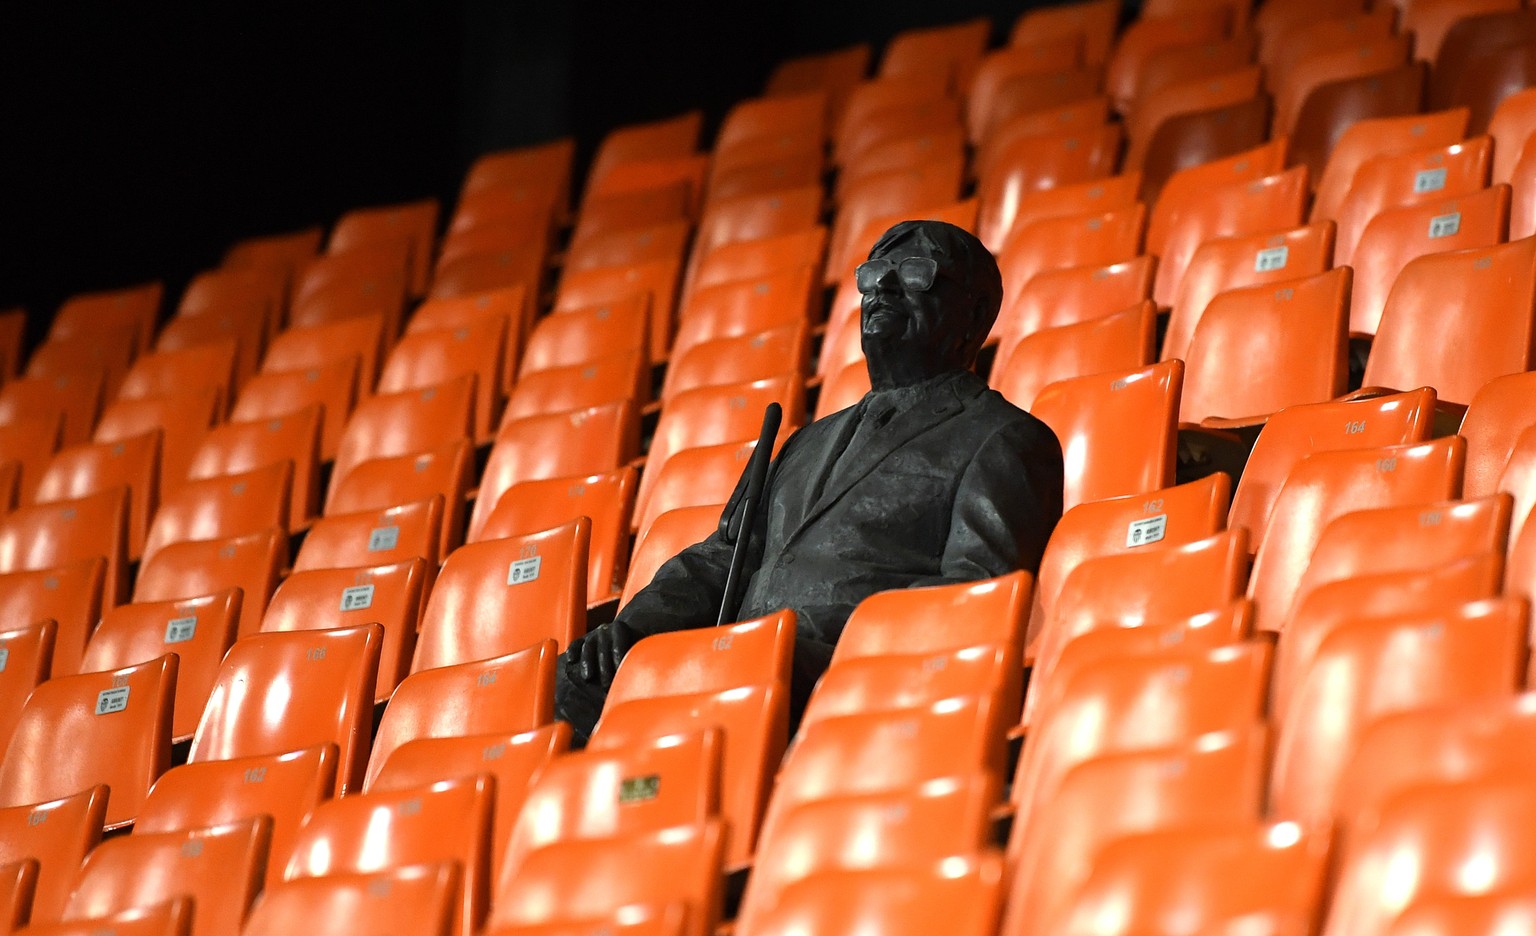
xmin=613 ymin=369 xmax=1066 ymax=714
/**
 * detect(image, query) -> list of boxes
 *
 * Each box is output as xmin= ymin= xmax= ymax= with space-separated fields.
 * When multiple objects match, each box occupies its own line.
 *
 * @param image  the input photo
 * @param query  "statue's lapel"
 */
xmin=787 ymin=392 xmax=964 ymax=541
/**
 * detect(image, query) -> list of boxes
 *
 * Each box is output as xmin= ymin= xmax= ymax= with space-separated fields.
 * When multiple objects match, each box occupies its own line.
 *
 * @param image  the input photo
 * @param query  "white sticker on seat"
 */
xmin=1414 ymin=167 xmax=1447 ymax=193
xmin=1428 ymin=212 xmax=1461 ymax=238
xmin=1254 ymin=246 xmax=1289 ymax=272
xmin=96 ymin=686 xmax=130 ymax=715
xmin=507 ymin=557 xmax=542 ymax=585
xmin=340 ymin=585 xmax=375 ymax=611
xmin=368 ymin=525 xmax=400 ymax=552
xmin=0 ymin=648 xmax=8 ymax=673
xmin=1126 ymin=515 xmax=1168 ymax=548
xmin=164 ymin=616 xmax=198 ymax=644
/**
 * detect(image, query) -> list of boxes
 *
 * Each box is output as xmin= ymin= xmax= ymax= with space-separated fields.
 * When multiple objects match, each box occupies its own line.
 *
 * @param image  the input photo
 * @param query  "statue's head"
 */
xmin=857 ymin=219 xmax=1004 ymax=390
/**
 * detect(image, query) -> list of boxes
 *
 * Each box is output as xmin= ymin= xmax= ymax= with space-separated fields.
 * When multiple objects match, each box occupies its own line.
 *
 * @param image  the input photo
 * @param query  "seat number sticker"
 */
xmin=508 ymin=557 xmax=542 ymax=585
xmin=164 ymin=616 xmax=198 ymax=644
xmin=1254 ymin=246 xmax=1289 ymax=272
xmin=1414 ymin=167 xmax=1447 ymax=193
xmin=368 ymin=526 xmax=400 ymax=552
xmin=1428 ymin=212 xmax=1461 ymax=238
xmin=0 ymin=648 xmax=8 ymax=673
xmin=1126 ymin=515 xmax=1168 ymax=548
xmin=96 ymin=687 xmax=130 ymax=715
xmin=340 ymin=585 xmax=375 ymax=611
xmin=620 ymin=774 xmax=660 ymax=803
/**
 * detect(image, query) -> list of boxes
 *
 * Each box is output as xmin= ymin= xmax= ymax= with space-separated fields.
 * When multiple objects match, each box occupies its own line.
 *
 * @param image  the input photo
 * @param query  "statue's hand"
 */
xmin=577 ymin=620 xmax=641 ymax=685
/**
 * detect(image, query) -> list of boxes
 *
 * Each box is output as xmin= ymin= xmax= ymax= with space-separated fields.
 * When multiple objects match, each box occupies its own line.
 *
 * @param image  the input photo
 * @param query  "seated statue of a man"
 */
xmin=554 ymin=219 xmax=1066 ymax=745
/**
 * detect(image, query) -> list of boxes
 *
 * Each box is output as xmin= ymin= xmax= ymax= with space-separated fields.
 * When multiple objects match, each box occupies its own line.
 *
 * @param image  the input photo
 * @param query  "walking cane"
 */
xmin=717 ymin=402 xmax=782 ymax=626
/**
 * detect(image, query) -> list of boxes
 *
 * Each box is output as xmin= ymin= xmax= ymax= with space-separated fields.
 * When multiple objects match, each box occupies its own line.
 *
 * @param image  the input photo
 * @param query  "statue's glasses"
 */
xmin=854 ymin=256 xmax=940 ymax=295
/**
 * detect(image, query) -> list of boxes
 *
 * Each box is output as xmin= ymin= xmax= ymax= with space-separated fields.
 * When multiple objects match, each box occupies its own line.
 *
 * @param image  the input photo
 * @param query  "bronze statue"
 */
xmin=555 ymin=219 xmax=1065 ymax=744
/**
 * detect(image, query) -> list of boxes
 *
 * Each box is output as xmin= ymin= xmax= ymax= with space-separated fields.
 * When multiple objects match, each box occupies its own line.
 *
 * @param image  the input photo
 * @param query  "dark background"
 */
xmin=0 ymin=0 xmax=1123 ymax=344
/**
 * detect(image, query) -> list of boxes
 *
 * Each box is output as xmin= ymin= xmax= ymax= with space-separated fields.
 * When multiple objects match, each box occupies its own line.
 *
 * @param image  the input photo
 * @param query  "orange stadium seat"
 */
xmin=0 ymin=620 xmax=53 ymax=754
xmin=521 ymin=298 xmax=650 ymax=373
xmin=1228 ymin=389 xmax=1437 ymax=554
xmin=1125 ymin=70 xmax=1268 ymax=185
xmin=378 ymin=316 xmax=506 ymax=442
xmin=1029 ymin=360 xmax=1182 ymax=511
xmin=979 ymin=173 xmax=1142 ymax=261
xmin=1247 ymin=436 xmax=1465 ymax=631
xmin=49 ymin=282 xmax=161 ymax=357
xmin=0 ymin=858 xmax=35 ymax=932
xmin=966 ymin=41 xmax=1083 ymax=144
xmin=998 ymin=205 xmax=1146 ymax=298
xmin=326 ymin=375 xmax=474 ymax=514
xmin=326 ymin=439 xmax=470 ymax=552
xmin=94 ymin=387 xmax=220 ymax=495
xmin=1272 ymin=33 xmax=1412 ymax=139
xmin=624 ymin=504 xmax=722 ymax=605
xmin=503 ymin=350 xmax=647 ymax=422
xmin=0 ymin=414 xmax=64 ymax=506
xmin=233 ymin=359 xmax=359 ymax=464
xmin=1010 ymin=0 xmax=1118 ymax=67
xmin=1182 ymin=266 xmax=1351 ymax=424
xmin=243 ymin=865 xmax=459 ymax=936
xmin=472 ymin=401 xmax=639 ymax=541
xmin=1363 ymin=232 xmax=1533 ymax=406
xmin=1163 ymin=221 xmax=1336 ymax=363
xmin=992 ymin=302 xmax=1157 ymax=410
xmin=177 ymin=266 xmax=284 ymax=342
xmin=1460 ymin=371 xmax=1536 ymax=498
xmin=669 ymin=270 xmax=815 ymax=368
xmin=0 ymin=488 xmax=128 ymax=608
xmin=586 ymin=111 xmax=702 ymax=189
xmin=142 ymin=460 xmax=291 ymax=565
xmin=0 ymin=785 xmax=106 ymax=926
xmin=747 ymin=857 xmax=1005 ymax=936
xmin=1489 ymin=86 xmax=1536 ymax=184
xmin=136 ymin=744 xmax=337 ymax=888
xmin=292 ymin=243 xmax=409 ymax=337
xmin=412 ymin=519 xmax=588 ymax=669
xmin=283 ymin=775 xmax=493 ymax=936
xmin=0 ymin=654 xmax=175 ymax=830
xmin=119 ymin=343 xmax=238 ymax=420
xmin=474 ymin=467 xmax=637 ymax=604
xmin=1289 ymin=62 xmax=1429 ymax=190
xmin=990 ymin=254 xmax=1154 ymax=352
xmin=1049 ymin=822 xmax=1329 ymax=936
xmin=635 ymin=440 xmax=762 ymax=538
xmin=408 ymin=284 xmax=526 ymax=386
xmin=134 ymin=528 xmax=286 ymax=638
xmin=81 ymin=590 xmax=241 ymax=742
xmin=294 ymin=496 xmax=443 ymax=572
xmin=262 ymin=313 xmax=383 ymax=395
xmin=25 ymin=328 xmax=137 ymax=403
xmin=1146 ymin=138 xmax=1289 ymax=257
xmin=825 ymin=164 xmax=964 ymax=286
xmin=461 ymin=137 xmax=573 ymax=214
xmin=261 ymin=559 xmax=430 ymax=702
xmin=363 ymin=640 xmax=556 ymax=791
xmin=1333 ymin=136 xmax=1495 ymax=268
xmin=34 ymin=430 xmax=159 ymax=562
xmin=976 ymin=125 xmax=1123 ymax=250
xmin=329 ymin=198 xmax=440 ymax=297
xmin=223 ymin=226 xmax=323 ymax=277
xmin=1105 ymin=11 xmax=1232 ymax=113
xmin=0 ymin=373 xmax=104 ymax=449
xmin=188 ymin=623 xmax=382 ymax=795
xmin=185 ymin=405 xmax=320 ymax=529
xmin=155 ymin=306 xmax=266 ymax=392
xmin=371 ymin=723 xmax=568 ymax=885
xmin=62 ymin=817 xmax=268 ymax=936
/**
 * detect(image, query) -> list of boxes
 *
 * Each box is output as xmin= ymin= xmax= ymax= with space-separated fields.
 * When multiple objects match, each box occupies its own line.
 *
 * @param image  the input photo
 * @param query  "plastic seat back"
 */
xmin=1183 ymin=266 xmax=1351 ymax=423
xmin=487 ymin=821 xmax=725 ymax=936
xmin=636 ymin=441 xmax=759 ymax=539
xmin=0 ymin=489 xmax=128 ymax=607
xmin=1272 ymin=34 xmax=1413 ymax=138
xmin=81 ymin=590 xmax=241 ymax=741
xmin=476 ymin=467 xmax=637 ymax=604
xmin=1365 ymin=231 xmax=1533 ymax=405
xmin=118 ymin=344 xmax=237 ymax=420
xmin=998 ymin=205 xmax=1145 ymax=296
xmin=502 ymin=351 xmax=647 ymax=423
xmin=1460 ymin=370 xmax=1536 ymax=497
xmin=372 ymin=724 xmax=569 ymax=885
xmin=1230 ymin=389 xmax=1438 ymax=551
xmin=295 ymin=497 xmax=443 ymax=572
xmin=605 ymin=609 xmax=795 ymax=704
xmin=0 ymin=655 xmax=175 ymax=829
xmin=93 ymin=388 xmax=219 ymax=496
xmin=262 ymin=559 xmax=428 ymax=701
xmin=992 ymin=302 xmax=1157 ymax=410
xmin=186 ymin=406 xmax=321 ymax=528
xmin=1051 ymin=822 xmax=1329 ymax=936
xmin=1291 ymin=62 xmax=1429 ymax=191
xmin=1249 ymin=436 xmax=1465 ymax=629
xmin=284 ymin=775 xmax=492 ymax=936
xmin=0 ymin=621 xmax=54 ymax=754
xmin=553 ymin=264 xmax=680 ymax=362
xmin=136 ymin=744 xmax=336 ymax=887
xmin=1003 ymin=728 xmax=1270 ymax=936
xmin=750 ymin=856 xmax=1004 ymax=936
xmin=232 ymin=358 xmax=358 ymax=463
xmin=1010 ymin=0 xmax=1118 ymax=66
xmin=36 ymin=431 xmax=159 ymax=562
xmin=0 ymin=414 xmax=64 ymax=506
xmin=833 ymin=571 xmax=1031 ymax=663
xmin=1029 ymin=360 xmax=1182 ymax=510
xmin=1147 ymin=139 xmax=1290 ymax=257
xmin=292 ymin=244 xmax=409 ymax=337
xmin=135 ymin=529 xmax=285 ymax=638
xmin=498 ymin=730 xmax=720 ymax=887
xmin=50 ymin=283 xmax=161 ymax=356
xmin=0 ymin=558 xmax=103 ymax=679
xmin=243 ymin=864 xmax=458 ymax=936
xmin=142 ymin=461 xmax=291 ymax=566
xmin=223 ymin=226 xmax=323 ymax=277
xmin=189 ymin=624 xmax=382 ymax=795
xmin=327 ymin=439 xmax=470 ymax=552
xmin=1334 ymin=136 xmax=1494 ymax=264
xmin=1350 ymin=184 xmax=1510 ymax=338
xmin=624 ymin=504 xmax=722 ymax=605
xmin=1163 ymin=220 xmax=1336 ymax=362
xmin=981 ymin=177 xmax=1142 ymax=277
xmin=62 ymin=817 xmax=269 ymax=936
xmin=156 ymin=309 xmax=266 ymax=392
xmin=0 ymin=786 xmax=106 ymax=925
xmin=413 ymin=520 xmax=588 ymax=669
xmin=329 ymin=198 xmax=439 ymax=296
xmin=520 ymin=298 xmax=649 ymax=375
xmin=1153 ymin=166 xmax=1310 ymax=306
xmin=472 ymin=402 xmax=638 ymax=542
xmin=364 ymin=640 xmax=556 ymax=791
xmin=0 ymin=374 xmax=103 ymax=449
xmin=261 ymin=315 xmax=383 ymax=396
xmin=327 ymin=375 xmax=474 ymax=511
